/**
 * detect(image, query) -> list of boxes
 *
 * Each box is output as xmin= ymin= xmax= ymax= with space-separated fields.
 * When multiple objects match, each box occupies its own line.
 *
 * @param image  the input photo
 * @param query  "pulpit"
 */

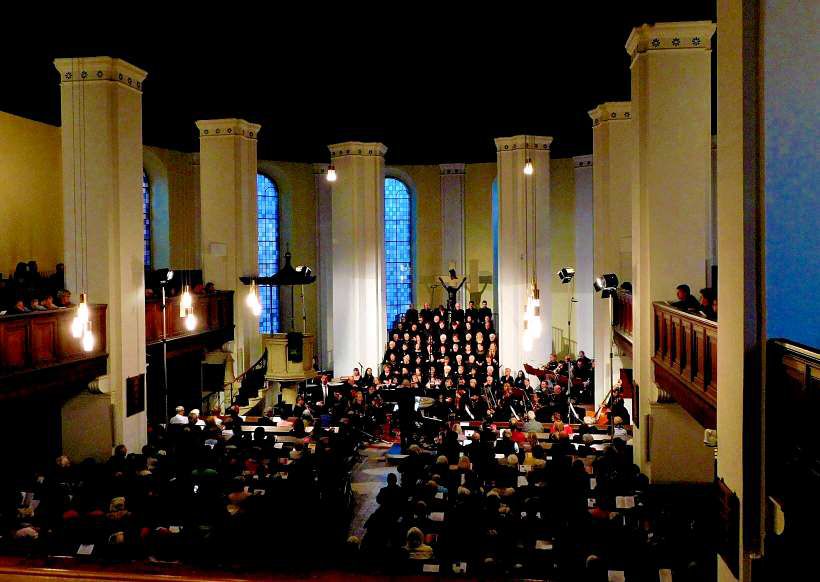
xmin=263 ymin=333 xmax=317 ymax=382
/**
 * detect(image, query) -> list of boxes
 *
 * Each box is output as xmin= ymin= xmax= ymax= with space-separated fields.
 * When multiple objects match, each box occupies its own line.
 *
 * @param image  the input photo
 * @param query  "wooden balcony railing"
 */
xmin=145 ymin=291 xmax=234 ymax=346
xmin=0 ymin=305 xmax=108 ymax=399
xmin=613 ymin=289 xmax=633 ymax=339
xmin=652 ymin=301 xmax=717 ymax=428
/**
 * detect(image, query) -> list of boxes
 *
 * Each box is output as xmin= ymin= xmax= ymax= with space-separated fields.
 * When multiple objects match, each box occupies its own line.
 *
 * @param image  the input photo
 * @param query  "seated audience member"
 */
xmin=49 ymin=263 xmax=65 ymax=294
xmin=404 ymin=526 xmax=433 ymax=560
xmin=671 ymin=284 xmax=700 ymax=312
xmin=169 ymin=406 xmax=188 ymax=425
xmin=29 ymin=297 xmax=47 ymax=311
xmin=523 ymin=410 xmax=543 ymax=433
xmin=41 ymin=294 xmax=58 ymax=310
xmin=55 ymin=289 xmax=73 ymax=307
xmin=699 ymin=287 xmax=717 ymax=320
xmin=188 ymin=409 xmax=205 ymax=426
xmin=11 ymin=299 xmax=29 ymax=314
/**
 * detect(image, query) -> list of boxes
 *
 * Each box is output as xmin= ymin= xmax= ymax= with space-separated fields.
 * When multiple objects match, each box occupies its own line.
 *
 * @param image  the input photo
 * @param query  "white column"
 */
xmin=572 ymin=155 xmax=594 ymax=361
xmin=494 ymin=136 xmax=552 ymax=371
xmin=328 ymin=142 xmax=387 ymax=375
xmin=589 ymin=102 xmax=633 ymax=405
xmin=313 ymin=163 xmax=333 ymax=370
xmin=54 ymin=57 xmax=148 ymax=453
xmin=196 ymin=119 xmax=261 ymax=374
xmin=627 ymin=21 xmax=716 ymax=480
xmin=440 ymin=164 xmax=467 ymax=304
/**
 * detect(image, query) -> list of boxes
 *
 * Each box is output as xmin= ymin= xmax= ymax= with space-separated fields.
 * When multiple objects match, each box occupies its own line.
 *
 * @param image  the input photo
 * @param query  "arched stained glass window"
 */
xmin=257 ymin=173 xmax=280 ymax=333
xmin=384 ymin=177 xmax=413 ymax=329
xmin=143 ymin=169 xmax=151 ymax=268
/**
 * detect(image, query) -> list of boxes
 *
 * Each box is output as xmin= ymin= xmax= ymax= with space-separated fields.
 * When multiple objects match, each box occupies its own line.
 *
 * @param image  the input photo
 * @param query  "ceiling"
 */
xmin=3 ymin=2 xmax=716 ymax=164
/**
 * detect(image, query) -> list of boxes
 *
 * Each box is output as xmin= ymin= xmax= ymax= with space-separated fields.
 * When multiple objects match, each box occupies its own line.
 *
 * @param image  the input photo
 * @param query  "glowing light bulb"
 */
xmin=184 ymin=312 xmax=197 ymax=331
xmin=71 ymin=316 xmax=83 ymax=338
xmin=246 ymin=283 xmax=258 ymax=308
xmin=181 ymin=287 xmax=193 ymax=309
xmin=523 ymin=158 xmax=534 ymax=175
xmin=523 ymin=329 xmax=533 ymax=352
xmin=251 ymin=299 xmax=262 ymax=317
xmin=76 ymin=294 xmax=89 ymax=325
xmin=530 ymin=308 xmax=542 ymax=339
xmin=82 ymin=328 xmax=95 ymax=352
xmin=326 ymin=165 xmax=337 ymax=182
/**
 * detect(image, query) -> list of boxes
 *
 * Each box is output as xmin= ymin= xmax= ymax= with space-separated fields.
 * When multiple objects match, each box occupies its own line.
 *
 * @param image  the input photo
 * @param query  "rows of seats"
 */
xmin=2 ymin=418 xmax=359 ymax=569
xmin=359 ymin=421 xmax=711 ymax=580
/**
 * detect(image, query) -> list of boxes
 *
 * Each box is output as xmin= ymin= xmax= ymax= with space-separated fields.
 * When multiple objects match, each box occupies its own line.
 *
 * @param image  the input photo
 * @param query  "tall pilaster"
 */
xmin=572 ymin=155 xmax=594 ymax=362
xmin=328 ymin=142 xmax=387 ymax=375
xmin=313 ymin=163 xmax=333 ymax=370
xmin=589 ymin=102 xmax=634 ymax=405
xmin=196 ymin=119 xmax=261 ymax=373
xmin=440 ymin=164 xmax=467 ymax=304
xmin=627 ymin=22 xmax=716 ymax=480
xmin=54 ymin=57 xmax=148 ymax=453
xmin=494 ymin=136 xmax=552 ymax=371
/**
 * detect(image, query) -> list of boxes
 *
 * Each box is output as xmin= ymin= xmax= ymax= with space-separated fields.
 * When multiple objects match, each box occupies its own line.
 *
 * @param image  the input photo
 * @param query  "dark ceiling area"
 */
xmin=4 ymin=3 xmax=716 ymax=164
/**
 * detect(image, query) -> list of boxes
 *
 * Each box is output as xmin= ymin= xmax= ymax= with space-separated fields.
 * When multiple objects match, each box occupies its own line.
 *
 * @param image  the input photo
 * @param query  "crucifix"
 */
xmin=438 ymin=269 xmax=467 ymax=313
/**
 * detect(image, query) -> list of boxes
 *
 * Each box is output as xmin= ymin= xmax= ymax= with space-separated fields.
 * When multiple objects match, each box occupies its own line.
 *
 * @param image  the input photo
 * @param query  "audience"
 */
xmin=671 ymin=284 xmax=702 ymax=312
xmin=0 ymin=261 xmax=72 ymax=314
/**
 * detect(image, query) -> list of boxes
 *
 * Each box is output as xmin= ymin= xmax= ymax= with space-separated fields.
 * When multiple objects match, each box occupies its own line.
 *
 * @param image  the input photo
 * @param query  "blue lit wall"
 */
xmin=763 ymin=1 xmax=820 ymax=348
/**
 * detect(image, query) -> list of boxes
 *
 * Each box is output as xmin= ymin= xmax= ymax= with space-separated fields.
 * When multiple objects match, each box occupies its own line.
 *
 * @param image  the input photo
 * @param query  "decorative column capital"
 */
xmin=440 ymin=163 xmax=465 ymax=175
xmin=195 ymin=119 xmax=261 ymax=140
xmin=626 ymin=21 xmax=716 ymax=60
xmin=588 ymin=102 xmax=632 ymax=127
xmin=573 ymin=155 xmax=593 ymax=168
xmin=494 ymin=135 xmax=552 ymax=153
xmin=328 ymin=142 xmax=387 ymax=159
xmin=54 ymin=56 xmax=148 ymax=92
xmin=312 ymin=163 xmax=329 ymax=175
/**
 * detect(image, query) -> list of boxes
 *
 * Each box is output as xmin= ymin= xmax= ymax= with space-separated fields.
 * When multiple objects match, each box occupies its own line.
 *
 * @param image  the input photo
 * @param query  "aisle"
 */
xmin=348 ymin=444 xmax=400 ymax=540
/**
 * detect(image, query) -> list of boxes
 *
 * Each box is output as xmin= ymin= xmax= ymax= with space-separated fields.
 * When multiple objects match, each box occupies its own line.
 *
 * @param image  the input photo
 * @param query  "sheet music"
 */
xmin=615 ymin=496 xmax=635 ymax=509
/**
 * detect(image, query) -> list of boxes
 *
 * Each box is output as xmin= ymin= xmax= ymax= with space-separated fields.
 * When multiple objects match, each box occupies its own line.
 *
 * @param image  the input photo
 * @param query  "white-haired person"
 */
xmin=523 ymin=409 xmax=543 ymax=433
xmin=169 ymin=406 xmax=188 ymax=425
xmin=188 ymin=408 xmax=205 ymax=427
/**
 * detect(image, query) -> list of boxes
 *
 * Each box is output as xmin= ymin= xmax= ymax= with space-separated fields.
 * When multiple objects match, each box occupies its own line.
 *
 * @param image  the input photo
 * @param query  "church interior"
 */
xmin=0 ymin=3 xmax=817 ymax=581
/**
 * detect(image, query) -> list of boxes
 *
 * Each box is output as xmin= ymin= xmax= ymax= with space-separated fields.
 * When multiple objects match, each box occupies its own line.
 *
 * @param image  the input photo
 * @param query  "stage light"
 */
xmin=557 ymin=267 xmax=576 ymax=284
xmin=523 ymin=158 xmax=534 ymax=175
xmin=593 ymin=273 xmax=619 ymax=293
xmin=326 ymin=165 xmax=337 ymax=182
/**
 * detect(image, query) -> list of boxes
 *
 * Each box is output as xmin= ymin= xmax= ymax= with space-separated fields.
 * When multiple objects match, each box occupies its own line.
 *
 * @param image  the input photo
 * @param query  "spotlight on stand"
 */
xmin=557 ymin=267 xmax=576 ymax=284
xmin=593 ymin=273 xmax=619 ymax=295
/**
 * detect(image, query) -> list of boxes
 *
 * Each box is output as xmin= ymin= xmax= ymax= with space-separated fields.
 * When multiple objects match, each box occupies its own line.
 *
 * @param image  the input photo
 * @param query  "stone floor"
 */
xmin=348 ymin=444 xmax=400 ymax=541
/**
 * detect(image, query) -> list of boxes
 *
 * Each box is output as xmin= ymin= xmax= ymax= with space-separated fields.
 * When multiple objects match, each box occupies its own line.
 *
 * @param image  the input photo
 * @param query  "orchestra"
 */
xmin=296 ymin=303 xmax=597 ymax=449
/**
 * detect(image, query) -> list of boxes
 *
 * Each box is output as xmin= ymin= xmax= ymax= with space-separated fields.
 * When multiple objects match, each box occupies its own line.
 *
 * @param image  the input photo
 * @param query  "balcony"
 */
xmin=145 ymin=291 xmax=234 ymax=346
xmin=0 ymin=305 xmax=108 ymax=400
xmin=652 ymin=301 xmax=717 ymax=428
